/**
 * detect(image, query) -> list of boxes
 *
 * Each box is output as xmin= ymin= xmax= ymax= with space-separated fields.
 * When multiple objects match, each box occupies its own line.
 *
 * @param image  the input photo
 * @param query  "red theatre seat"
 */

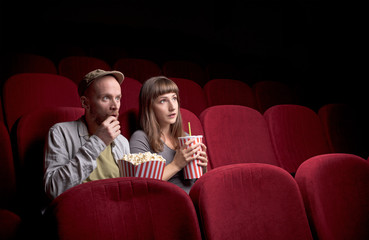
xmin=49 ymin=178 xmax=202 ymax=240
xmin=119 ymin=76 xmax=142 ymax=114
xmin=16 ymin=107 xmax=84 ymax=213
xmin=264 ymin=105 xmax=331 ymax=174
xmin=2 ymin=73 xmax=81 ymax=131
xmin=204 ymin=79 xmax=256 ymax=109
xmin=0 ymin=209 xmax=21 ymax=240
xmin=0 ymin=122 xmax=16 ymax=207
xmin=180 ymin=108 xmax=204 ymax=137
xmin=253 ymin=81 xmax=297 ymax=113
xmin=200 ymin=105 xmax=279 ymax=169
xmin=5 ymin=53 xmax=58 ymax=76
xmin=318 ymin=103 xmax=369 ymax=158
xmin=170 ymin=77 xmax=208 ymax=117
xmin=295 ymin=153 xmax=369 ymax=240
xmin=190 ymin=163 xmax=313 ymax=240
xmin=58 ymin=56 xmax=111 ymax=85
xmin=113 ymin=58 xmax=162 ymax=83
xmin=163 ymin=60 xmax=207 ymax=86
xmin=0 ymin=122 xmax=21 ymax=240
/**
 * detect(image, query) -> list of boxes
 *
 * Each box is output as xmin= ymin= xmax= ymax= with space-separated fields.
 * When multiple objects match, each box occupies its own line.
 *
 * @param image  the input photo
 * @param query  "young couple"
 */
xmin=44 ymin=70 xmax=208 ymax=199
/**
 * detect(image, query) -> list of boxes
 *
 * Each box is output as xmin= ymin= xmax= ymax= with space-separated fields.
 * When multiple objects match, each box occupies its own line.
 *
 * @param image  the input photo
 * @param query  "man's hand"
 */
xmin=94 ymin=116 xmax=121 ymax=146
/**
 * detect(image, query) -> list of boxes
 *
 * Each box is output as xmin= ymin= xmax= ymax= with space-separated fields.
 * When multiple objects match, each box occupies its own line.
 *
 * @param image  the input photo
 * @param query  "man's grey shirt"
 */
xmin=44 ymin=118 xmax=130 ymax=199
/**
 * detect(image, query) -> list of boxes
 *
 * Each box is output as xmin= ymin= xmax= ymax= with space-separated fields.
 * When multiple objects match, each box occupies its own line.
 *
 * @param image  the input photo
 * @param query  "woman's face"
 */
xmin=152 ymin=92 xmax=178 ymax=128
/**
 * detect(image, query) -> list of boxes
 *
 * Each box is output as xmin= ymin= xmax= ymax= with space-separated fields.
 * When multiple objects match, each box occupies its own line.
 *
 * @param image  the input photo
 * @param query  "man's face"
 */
xmin=83 ymin=75 xmax=121 ymax=125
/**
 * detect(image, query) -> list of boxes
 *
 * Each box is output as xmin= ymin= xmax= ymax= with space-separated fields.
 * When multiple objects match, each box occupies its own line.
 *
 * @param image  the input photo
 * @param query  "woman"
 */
xmin=129 ymin=76 xmax=208 ymax=193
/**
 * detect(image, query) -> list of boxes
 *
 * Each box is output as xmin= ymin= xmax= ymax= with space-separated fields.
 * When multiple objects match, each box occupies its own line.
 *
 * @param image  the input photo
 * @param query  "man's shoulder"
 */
xmin=49 ymin=119 xmax=81 ymax=133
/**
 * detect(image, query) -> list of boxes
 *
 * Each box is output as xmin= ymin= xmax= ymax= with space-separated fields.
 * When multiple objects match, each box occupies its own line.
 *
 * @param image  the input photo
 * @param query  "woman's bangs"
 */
xmin=154 ymin=78 xmax=179 ymax=99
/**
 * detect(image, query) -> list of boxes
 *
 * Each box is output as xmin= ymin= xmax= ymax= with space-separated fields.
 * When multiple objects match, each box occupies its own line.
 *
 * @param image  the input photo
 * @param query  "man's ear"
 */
xmin=80 ymin=96 xmax=89 ymax=110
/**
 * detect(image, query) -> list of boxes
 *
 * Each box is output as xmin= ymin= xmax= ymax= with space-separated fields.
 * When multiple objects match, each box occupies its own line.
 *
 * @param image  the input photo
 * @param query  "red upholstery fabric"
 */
xmin=113 ymin=58 xmax=162 ymax=83
xmin=118 ymin=108 xmax=139 ymax=140
xmin=264 ymin=105 xmax=331 ymax=173
xmin=0 ymin=98 xmax=4 ymax=123
xmin=50 ymin=178 xmax=202 ymax=240
xmin=204 ymin=79 xmax=256 ymax=108
xmin=190 ymin=163 xmax=313 ymax=240
xmin=253 ymin=81 xmax=297 ymax=113
xmin=180 ymin=108 xmax=204 ymax=137
xmin=318 ymin=104 xmax=368 ymax=158
xmin=0 ymin=122 xmax=16 ymax=207
xmin=295 ymin=153 xmax=369 ymax=240
xmin=200 ymin=105 xmax=279 ymax=169
xmin=58 ymin=56 xmax=111 ymax=84
xmin=170 ymin=78 xmax=208 ymax=117
xmin=2 ymin=73 xmax=80 ymax=131
xmin=163 ymin=60 xmax=206 ymax=86
xmin=5 ymin=53 xmax=57 ymax=77
xmin=0 ymin=209 xmax=21 ymax=240
xmin=119 ymin=76 xmax=142 ymax=114
xmin=16 ymin=107 xmax=84 ymax=211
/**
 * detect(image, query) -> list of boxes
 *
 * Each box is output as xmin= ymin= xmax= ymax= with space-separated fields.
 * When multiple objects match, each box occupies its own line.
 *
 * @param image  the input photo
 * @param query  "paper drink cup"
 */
xmin=118 ymin=160 xmax=165 ymax=180
xmin=178 ymin=135 xmax=203 ymax=179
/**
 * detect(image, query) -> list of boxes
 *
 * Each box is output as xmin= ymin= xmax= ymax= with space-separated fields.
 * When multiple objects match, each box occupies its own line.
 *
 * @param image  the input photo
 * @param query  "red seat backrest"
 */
xmin=253 ymin=81 xmax=297 ymax=113
xmin=190 ymin=163 xmax=313 ymax=240
xmin=200 ymin=105 xmax=279 ymax=169
xmin=113 ymin=58 xmax=162 ymax=83
xmin=163 ymin=60 xmax=206 ymax=86
xmin=6 ymin=53 xmax=57 ymax=76
xmin=180 ymin=108 xmax=204 ymax=137
xmin=264 ymin=105 xmax=331 ymax=173
xmin=204 ymin=79 xmax=256 ymax=108
xmin=3 ymin=73 xmax=81 ymax=131
xmin=295 ymin=153 xmax=369 ymax=240
xmin=170 ymin=77 xmax=208 ymax=117
xmin=16 ymin=107 xmax=84 ymax=210
xmin=318 ymin=104 xmax=368 ymax=158
xmin=119 ymin=77 xmax=142 ymax=114
xmin=49 ymin=178 xmax=202 ymax=240
xmin=0 ymin=122 xmax=16 ymax=207
xmin=58 ymin=56 xmax=111 ymax=84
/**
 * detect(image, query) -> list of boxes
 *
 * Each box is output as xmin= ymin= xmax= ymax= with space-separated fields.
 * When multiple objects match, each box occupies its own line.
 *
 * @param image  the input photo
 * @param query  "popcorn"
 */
xmin=118 ymin=152 xmax=166 ymax=180
xmin=121 ymin=152 xmax=166 ymax=165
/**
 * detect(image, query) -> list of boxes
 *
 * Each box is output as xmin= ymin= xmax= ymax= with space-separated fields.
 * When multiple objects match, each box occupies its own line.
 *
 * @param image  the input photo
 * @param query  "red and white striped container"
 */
xmin=118 ymin=160 xmax=165 ymax=180
xmin=178 ymin=135 xmax=203 ymax=179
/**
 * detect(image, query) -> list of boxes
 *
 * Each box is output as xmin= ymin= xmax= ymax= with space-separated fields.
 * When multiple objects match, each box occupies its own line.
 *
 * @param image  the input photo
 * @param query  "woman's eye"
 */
xmin=160 ymin=100 xmax=166 ymax=104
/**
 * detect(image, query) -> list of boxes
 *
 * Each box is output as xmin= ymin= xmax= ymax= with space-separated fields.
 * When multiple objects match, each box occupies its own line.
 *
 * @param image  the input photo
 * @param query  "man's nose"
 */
xmin=111 ymin=99 xmax=119 ymax=109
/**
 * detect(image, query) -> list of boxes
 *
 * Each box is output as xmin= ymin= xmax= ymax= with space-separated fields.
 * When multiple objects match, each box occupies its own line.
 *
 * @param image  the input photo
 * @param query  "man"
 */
xmin=44 ymin=69 xmax=130 ymax=199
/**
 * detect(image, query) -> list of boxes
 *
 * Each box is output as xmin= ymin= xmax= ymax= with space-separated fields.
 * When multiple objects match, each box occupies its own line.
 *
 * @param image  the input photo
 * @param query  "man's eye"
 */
xmin=102 ymin=96 xmax=109 ymax=101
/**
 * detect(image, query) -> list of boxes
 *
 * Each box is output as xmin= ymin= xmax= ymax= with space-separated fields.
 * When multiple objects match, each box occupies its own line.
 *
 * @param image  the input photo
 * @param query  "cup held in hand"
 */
xmin=178 ymin=135 xmax=203 ymax=179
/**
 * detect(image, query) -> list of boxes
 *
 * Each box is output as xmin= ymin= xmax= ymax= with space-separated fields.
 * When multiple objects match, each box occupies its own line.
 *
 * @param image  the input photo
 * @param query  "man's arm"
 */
xmin=43 ymin=124 xmax=106 ymax=199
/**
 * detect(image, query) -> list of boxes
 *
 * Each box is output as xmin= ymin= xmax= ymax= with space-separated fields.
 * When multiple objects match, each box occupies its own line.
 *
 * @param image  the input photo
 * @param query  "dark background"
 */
xmin=0 ymin=0 xmax=368 ymax=112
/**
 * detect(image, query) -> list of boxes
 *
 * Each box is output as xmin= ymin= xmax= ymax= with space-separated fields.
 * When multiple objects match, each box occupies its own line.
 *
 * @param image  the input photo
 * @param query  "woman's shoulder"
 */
xmin=131 ymin=129 xmax=147 ymax=139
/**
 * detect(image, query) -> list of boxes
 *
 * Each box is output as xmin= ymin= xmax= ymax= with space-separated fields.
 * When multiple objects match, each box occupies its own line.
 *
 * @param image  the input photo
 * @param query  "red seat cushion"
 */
xmin=190 ymin=163 xmax=313 ymax=240
xmin=50 ymin=178 xmax=202 ymax=240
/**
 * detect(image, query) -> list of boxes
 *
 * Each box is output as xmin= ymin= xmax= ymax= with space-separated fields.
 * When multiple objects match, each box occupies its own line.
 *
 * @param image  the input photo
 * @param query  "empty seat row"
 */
xmin=0 ymin=105 xmax=367 ymax=239
xmin=45 ymin=154 xmax=369 ymax=240
xmin=2 ymin=104 xmax=367 ymax=213
xmin=1 ymin=54 xmax=243 ymax=86
xmin=0 ymin=72 xmax=301 ymax=131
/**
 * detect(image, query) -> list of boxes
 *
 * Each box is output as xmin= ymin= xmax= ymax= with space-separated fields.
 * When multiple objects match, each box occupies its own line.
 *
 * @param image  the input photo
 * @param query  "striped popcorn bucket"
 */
xmin=178 ymin=135 xmax=203 ymax=179
xmin=118 ymin=160 xmax=165 ymax=180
